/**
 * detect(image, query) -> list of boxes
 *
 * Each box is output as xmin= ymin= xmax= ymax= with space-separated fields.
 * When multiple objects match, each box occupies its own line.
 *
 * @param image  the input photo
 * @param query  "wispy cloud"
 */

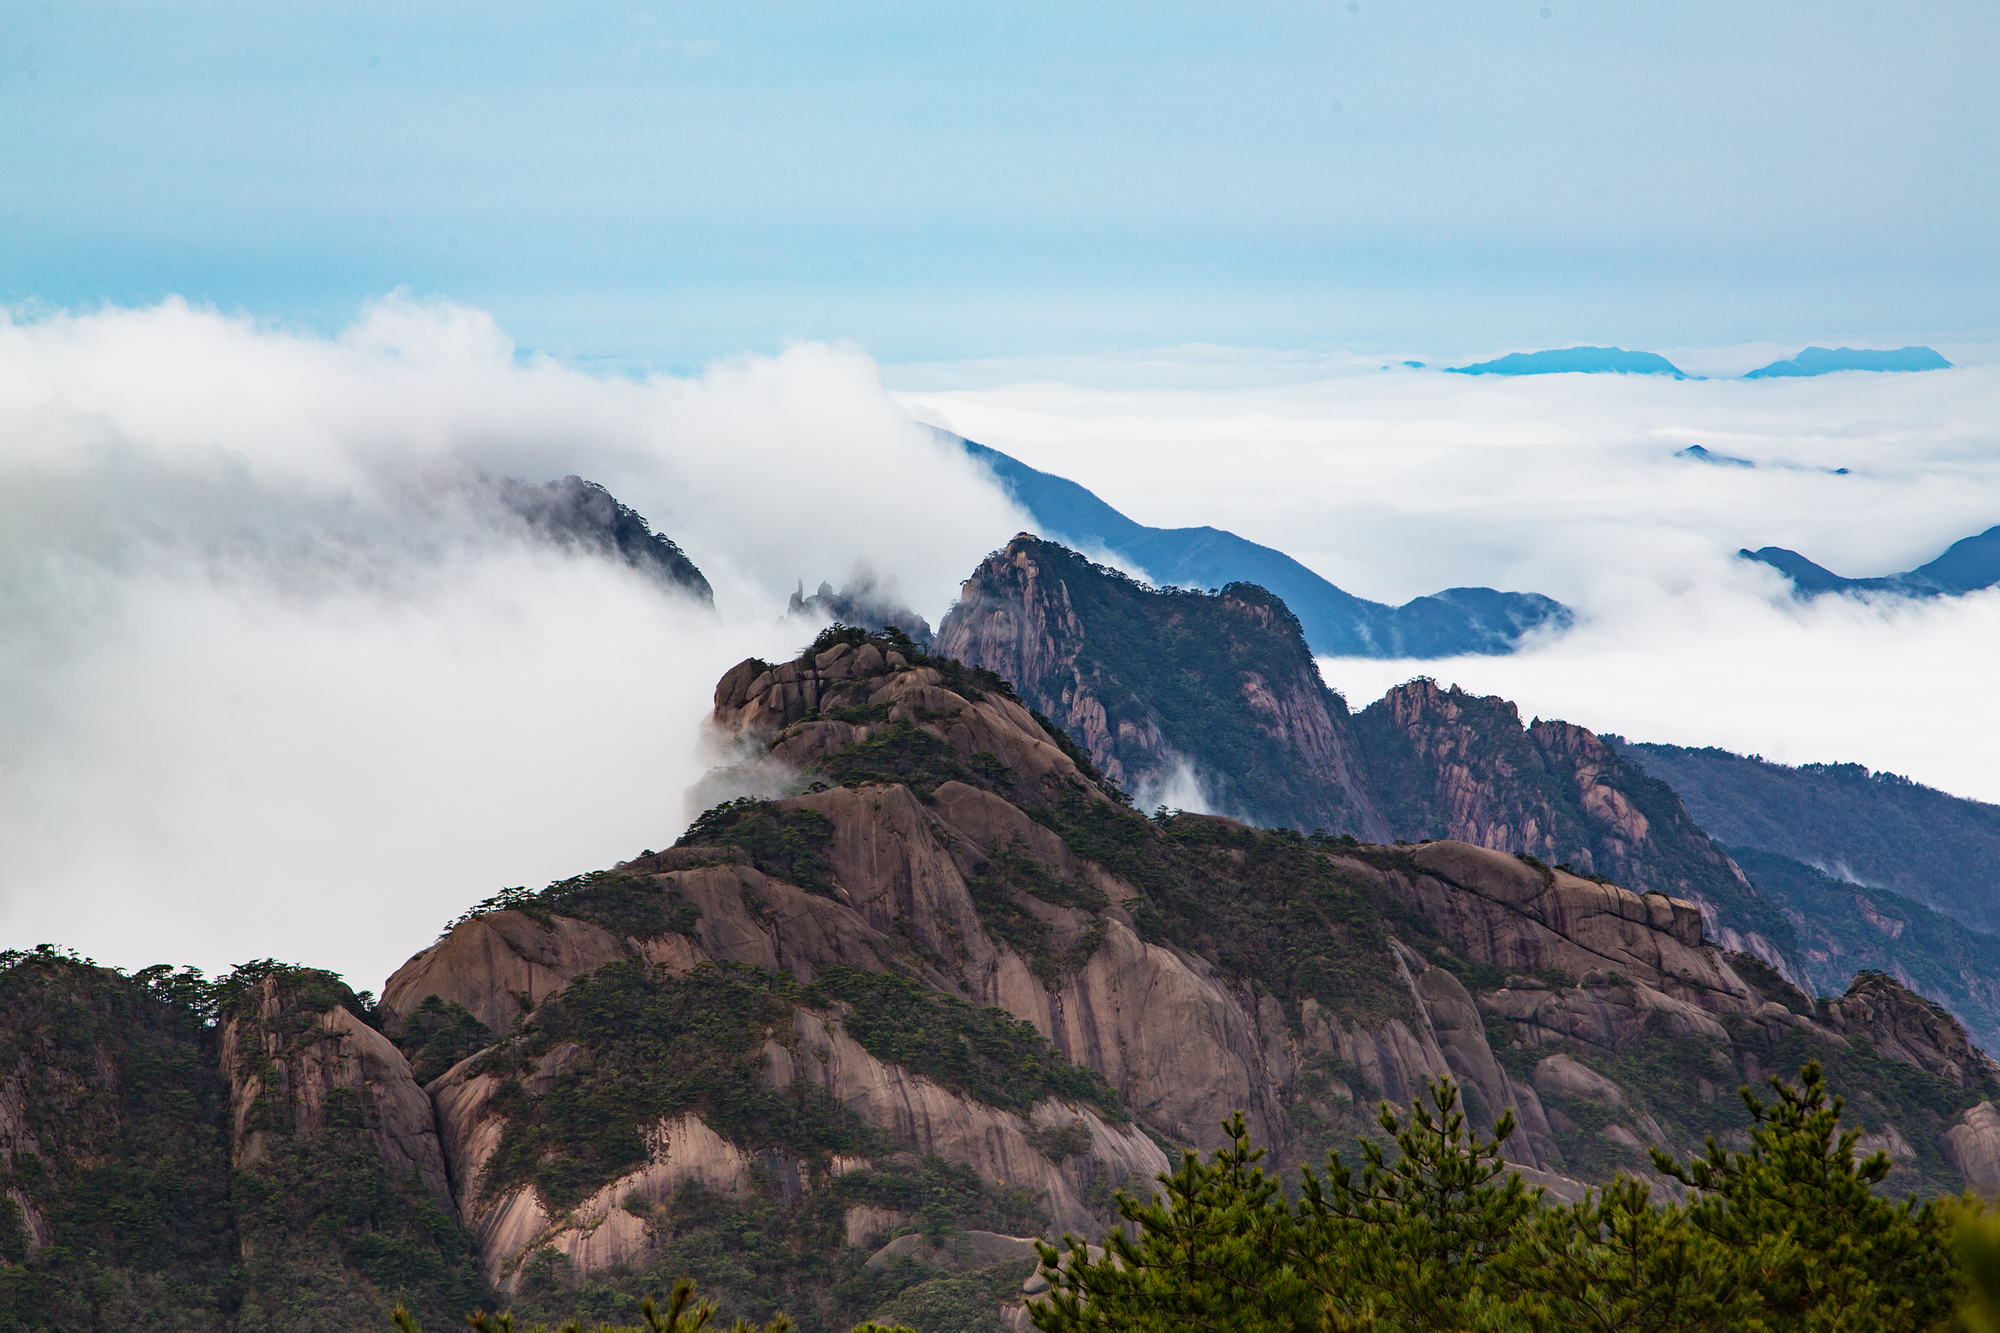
xmin=0 ymin=297 xmax=1030 ymax=990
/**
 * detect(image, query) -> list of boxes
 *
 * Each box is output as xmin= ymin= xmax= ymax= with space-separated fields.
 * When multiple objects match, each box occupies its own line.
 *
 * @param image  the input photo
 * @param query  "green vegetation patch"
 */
xmin=964 ymin=837 xmax=1108 ymax=989
xmin=231 ymin=1108 xmax=486 ymax=1330
xmin=857 ymin=1256 xmax=1036 ymax=1333
xmin=0 ymin=949 xmax=241 ymax=1331
xmin=679 ymin=798 xmax=837 ymax=895
xmin=1031 ymin=801 xmax=1411 ymax=1023
xmin=474 ymin=961 xmax=879 ymax=1212
xmin=0 ymin=948 xmax=489 ymax=1332
xmin=1751 ymin=1020 xmax=1996 ymax=1195
xmin=832 ymin=1155 xmax=1047 ymax=1242
xmin=1620 ymin=739 xmax=2000 ymax=935
xmin=808 ymin=965 xmax=1127 ymax=1124
xmin=816 ymin=723 xmax=980 ymax=802
xmin=503 ymin=1163 xmax=1038 ymax=1333
xmin=447 ymin=869 xmax=703 ymax=941
xmin=1733 ymin=843 xmax=2000 ymax=1051
xmin=1722 ymin=948 xmax=1816 ymax=1013
xmin=391 ymin=995 xmax=497 ymax=1084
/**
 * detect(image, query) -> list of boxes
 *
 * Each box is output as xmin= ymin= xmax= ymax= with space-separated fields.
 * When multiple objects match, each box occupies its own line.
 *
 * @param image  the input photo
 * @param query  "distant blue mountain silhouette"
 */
xmin=952 ymin=434 xmax=1571 ymax=658
xmin=1675 ymin=445 xmax=1755 ymax=468
xmin=1447 ymin=347 xmax=1686 ymax=378
xmin=1744 ymin=346 xmax=1950 ymax=379
xmin=1743 ymin=525 xmax=2000 ymax=598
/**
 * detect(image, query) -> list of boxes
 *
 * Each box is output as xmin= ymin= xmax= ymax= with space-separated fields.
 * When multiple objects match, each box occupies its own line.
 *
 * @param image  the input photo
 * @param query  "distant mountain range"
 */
xmin=1442 ymin=344 xmax=1949 ymax=381
xmin=1447 ymin=347 xmax=1686 ymax=377
xmin=952 ymin=434 xmax=1571 ymax=659
xmin=1744 ymin=346 xmax=1951 ymax=378
xmin=1617 ymin=740 xmax=2000 ymax=1051
xmin=1674 ymin=444 xmax=1756 ymax=467
xmin=1743 ymin=524 xmax=2000 ymax=598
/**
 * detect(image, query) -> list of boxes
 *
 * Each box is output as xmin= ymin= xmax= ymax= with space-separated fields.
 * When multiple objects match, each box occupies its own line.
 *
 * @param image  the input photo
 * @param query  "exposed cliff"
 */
xmin=1356 ymin=681 xmax=1800 ymax=976
xmin=935 ymin=536 xmax=1798 ymax=976
xmin=934 ymin=534 xmax=1384 ymax=837
xmin=358 ymin=627 xmax=2000 ymax=1327
xmin=0 ymin=952 xmax=482 ymax=1333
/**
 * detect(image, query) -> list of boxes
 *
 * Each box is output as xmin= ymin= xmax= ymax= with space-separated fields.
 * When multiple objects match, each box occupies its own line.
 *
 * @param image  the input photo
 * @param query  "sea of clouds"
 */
xmin=5 ymin=298 xmax=1997 ymax=991
xmin=0 ymin=297 xmax=1028 ymax=990
xmin=896 ymin=344 xmax=2000 ymax=811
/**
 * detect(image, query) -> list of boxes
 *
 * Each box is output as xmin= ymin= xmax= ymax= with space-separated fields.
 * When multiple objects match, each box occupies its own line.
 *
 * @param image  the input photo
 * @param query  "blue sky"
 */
xmin=5 ymin=0 xmax=1996 ymax=367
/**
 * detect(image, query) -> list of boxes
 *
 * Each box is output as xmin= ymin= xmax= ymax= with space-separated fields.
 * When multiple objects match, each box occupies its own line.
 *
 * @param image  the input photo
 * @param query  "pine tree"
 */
xmin=1297 ymin=1078 xmax=1538 ymax=1331
xmin=1647 ymin=1060 xmax=1959 ymax=1331
xmin=1498 ymin=1174 xmax=1779 ymax=1333
xmin=1028 ymin=1111 xmax=1320 ymax=1332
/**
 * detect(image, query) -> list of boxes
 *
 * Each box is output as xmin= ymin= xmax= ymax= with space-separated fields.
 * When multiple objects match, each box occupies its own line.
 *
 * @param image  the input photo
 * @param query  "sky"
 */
xmin=1 ymin=4 xmax=1996 ymax=991
xmin=5 ymin=0 xmax=1999 ymax=365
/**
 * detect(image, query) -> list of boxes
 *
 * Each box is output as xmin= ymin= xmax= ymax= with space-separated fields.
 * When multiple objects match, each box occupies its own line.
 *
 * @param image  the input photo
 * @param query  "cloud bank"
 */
xmin=10 ymin=305 xmax=1998 ymax=994
xmin=896 ymin=349 xmax=2000 ymax=805
xmin=0 ymin=298 xmax=1029 ymax=991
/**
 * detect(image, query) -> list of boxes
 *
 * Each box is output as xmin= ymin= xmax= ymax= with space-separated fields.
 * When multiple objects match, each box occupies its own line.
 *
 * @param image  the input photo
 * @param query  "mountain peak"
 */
xmin=956 ymin=434 xmax=1571 ymax=658
xmin=1744 ymin=346 xmax=1951 ymax=379
xmin=1446 ymin=346 xmax=1687 ymax=378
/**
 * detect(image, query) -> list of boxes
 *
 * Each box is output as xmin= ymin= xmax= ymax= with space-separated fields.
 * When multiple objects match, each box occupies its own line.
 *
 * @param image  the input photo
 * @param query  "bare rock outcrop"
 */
xmin=375 ymin=636 xmax=2000 ymax=1295
xmin=382 ymin=912 xmax=633 ymax=1036
xmin=1823 ymin=972 xmax=2000 ymax=1088
xmin=711 ymin=635 xmax=1102 ymax=814
xmin=936 ymin=535 xmax=1385 ymax=838
xmin=221 ymin=974 xmax=451 ymax=1208
xmin=425 ymin=1001 xmax=1169 ymax=1287
xmin=1944 ymin=1103 xmax=2000 ymax=1194
xmin=1358 ymin=681 xmax=1799 ymax=982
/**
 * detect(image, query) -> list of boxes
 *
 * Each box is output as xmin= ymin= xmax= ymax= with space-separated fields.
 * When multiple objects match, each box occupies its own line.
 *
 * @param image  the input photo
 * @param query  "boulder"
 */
xmin=1533 ymin=1054 xmax=1626 ymax=1108
xmin=867 ymin=1230 xmax=1040 ymax=1271
xmin=1945 ymin=1102 xmax=2000 ymax=1194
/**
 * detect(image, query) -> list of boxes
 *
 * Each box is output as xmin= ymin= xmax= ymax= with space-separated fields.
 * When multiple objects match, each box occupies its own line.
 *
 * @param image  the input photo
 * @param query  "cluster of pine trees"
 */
xmin=400 ymin=1061 xmax=2000 ymax=1333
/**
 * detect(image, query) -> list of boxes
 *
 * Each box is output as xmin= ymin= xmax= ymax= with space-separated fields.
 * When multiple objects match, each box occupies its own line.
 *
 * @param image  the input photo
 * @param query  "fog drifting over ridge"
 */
xmin=5 ymin=301 xmax=1998 ymax=994
xmin=897 ymin=348 xmax=2000 ymax=808
xmin=0 ymin=297 xmax=1030 ymax=991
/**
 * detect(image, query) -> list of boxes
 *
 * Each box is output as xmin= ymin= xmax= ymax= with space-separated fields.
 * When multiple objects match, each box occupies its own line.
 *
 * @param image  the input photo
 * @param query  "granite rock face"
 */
xmin=937 ymin=536 xmax=1799 ymax=980
xmin=370 ymin=631 xmax=2000 ymax=1299
xmin=221 ymin=974 xmax=451 ymax=1208
xmin=936 ymin=535 xmax=1385 ymax=838
xmin=1944 ymin=1102 xmax=2000 ymax=1193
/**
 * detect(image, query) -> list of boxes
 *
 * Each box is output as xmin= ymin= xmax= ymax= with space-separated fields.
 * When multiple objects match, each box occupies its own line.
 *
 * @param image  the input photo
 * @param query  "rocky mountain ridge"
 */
xmin=496 ymin=475 xmax=713 ymax=602
xmin=5 ymin=585 xmax=2000 ymax=1331
xmin=956 ymin=438 xmax=1571 ymax=658
xmin=348 ymin=630 xmax=2000 ymax=1324
xmin=939 ymin=534 xmax=1802 ymax=981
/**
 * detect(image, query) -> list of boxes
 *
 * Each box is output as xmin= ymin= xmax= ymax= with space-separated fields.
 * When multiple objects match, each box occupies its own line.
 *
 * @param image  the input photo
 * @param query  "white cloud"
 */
xmin=1321 ymin=582 xmax=2000 ymax=808
xmin=0 ymin=297 xmax=1031 ymax=992
xmin=894 ymin=349 xmax=2000 ymax=804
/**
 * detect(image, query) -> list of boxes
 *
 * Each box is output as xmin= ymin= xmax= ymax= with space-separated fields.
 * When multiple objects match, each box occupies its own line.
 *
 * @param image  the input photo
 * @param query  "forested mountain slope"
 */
xmin=1617 ymin=741 xmax=2000 ymax=931
xmin=940 ymin=535 xmax=1799 ymax=979
xmin=6 ymin=617 xmax=2000 ymax=1331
